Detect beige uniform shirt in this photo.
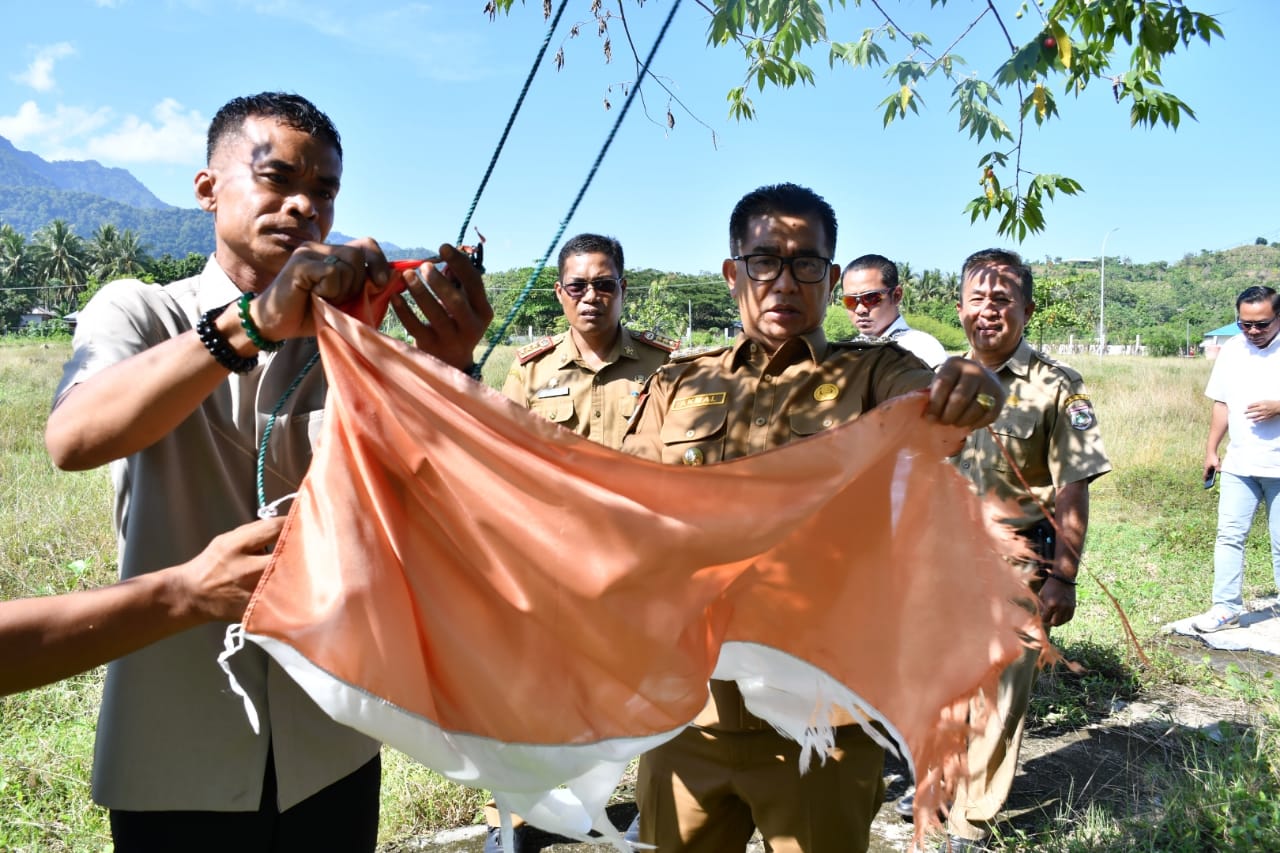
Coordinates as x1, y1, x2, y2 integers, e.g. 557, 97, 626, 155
54, 260, 378, 812
953, 339, 1111, 530
502, 326, 675, 448
622, 329, 936, 728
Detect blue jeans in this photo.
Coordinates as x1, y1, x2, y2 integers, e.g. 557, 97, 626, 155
1212, 472, 1280, 612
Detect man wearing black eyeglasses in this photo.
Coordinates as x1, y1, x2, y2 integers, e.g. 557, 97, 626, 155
1193, 285, 1280, 635
841, 254, 948, 369
501, 233, 676, 454
620, 183, 1006, 853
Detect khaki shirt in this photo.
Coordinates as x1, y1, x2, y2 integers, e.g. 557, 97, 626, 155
502, 326, 675, 448
54, 259, 378, 812
622, 329, 936, 729
953, 339, 1111, 530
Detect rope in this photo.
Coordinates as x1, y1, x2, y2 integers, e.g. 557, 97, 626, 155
256, 351, 321, 511
456, 0, 570, 247
474, 0, 685, 371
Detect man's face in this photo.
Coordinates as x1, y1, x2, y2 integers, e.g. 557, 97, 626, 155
841, 267, 902, 336
555, 251, 626, 341
1238, 300, 1280, 349
195, 115, 341, 288
957, 263, 1034, 366
724, 213, 837, 353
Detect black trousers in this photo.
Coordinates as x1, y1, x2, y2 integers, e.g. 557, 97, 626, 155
109, 750, 380, 853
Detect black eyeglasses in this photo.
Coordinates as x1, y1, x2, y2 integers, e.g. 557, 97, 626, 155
732, 254, 832, 284
841, 288, 892, 310
1238, 316, 1277, 332
560, 277, 621, 300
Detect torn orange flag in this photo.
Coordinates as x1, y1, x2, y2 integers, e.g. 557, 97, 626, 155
233, 293, 1041, 848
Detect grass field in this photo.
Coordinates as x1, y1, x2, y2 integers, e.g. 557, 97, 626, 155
2, 342, 1278, 851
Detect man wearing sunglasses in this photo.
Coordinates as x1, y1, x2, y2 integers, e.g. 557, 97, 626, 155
841, 254, 948, 369
502, 233, 677, 453
620, 183, 1006, 853
1193, 285, 1280, 634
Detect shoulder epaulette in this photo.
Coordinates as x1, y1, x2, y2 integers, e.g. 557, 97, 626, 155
1028, 346, 1084, 382
632, 329, 680, 353
831, 339, 889, 351
669, 344, 731, 362
516, 335, 557, 365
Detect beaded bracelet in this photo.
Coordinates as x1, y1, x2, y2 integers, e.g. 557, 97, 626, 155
237, 292, 284, 353
197, 304, 258, 374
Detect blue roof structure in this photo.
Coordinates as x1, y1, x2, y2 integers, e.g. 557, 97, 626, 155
1204, 323, 1241, 338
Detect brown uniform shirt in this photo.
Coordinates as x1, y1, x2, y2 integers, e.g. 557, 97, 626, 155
953, 339, 1111, 530
502, 326, 675, 448
622, 329, 936, 729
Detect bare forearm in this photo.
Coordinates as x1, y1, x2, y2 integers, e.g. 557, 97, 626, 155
1205, 401, 1229, 457
46, 310, 249, 470
0, 570, 198, 696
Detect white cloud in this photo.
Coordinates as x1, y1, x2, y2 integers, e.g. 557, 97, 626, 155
13, 43, 76, 92
85, 99, 206, 164
0, 100, 111, 152
0, 98, 204, 166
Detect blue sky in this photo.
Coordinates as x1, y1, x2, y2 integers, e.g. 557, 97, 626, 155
2, 1, 1276, 277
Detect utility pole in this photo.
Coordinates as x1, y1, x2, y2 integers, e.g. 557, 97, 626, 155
1099, 227, 1119, 355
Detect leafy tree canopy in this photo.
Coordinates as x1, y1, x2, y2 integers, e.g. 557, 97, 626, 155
488, 0, 1221, 240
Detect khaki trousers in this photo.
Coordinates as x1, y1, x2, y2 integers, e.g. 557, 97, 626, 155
636, 724, 886, 853
945, 642, 1040, 841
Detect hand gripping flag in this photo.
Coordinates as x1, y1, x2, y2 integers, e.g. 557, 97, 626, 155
229, 289, 1043, 850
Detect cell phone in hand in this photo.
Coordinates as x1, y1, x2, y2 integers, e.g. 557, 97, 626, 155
1204, 470, 1217, 489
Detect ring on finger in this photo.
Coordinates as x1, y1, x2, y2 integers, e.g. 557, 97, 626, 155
975, 392, 996, 411
323, 255, 342, 268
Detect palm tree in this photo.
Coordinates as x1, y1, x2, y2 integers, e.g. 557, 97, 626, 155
0, 224, 31, 286
31, 219, 88, 311
88, 224, 150, 281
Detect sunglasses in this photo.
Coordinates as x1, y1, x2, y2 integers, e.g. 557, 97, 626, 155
841, 288, 892, 310
1238, 317, 1277, 332
561, 278, 621, 300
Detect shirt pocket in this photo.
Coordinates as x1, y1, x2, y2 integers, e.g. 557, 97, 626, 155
990, 411, 1038, 474
531, 396, 576, 425
659, 402, 729, 464
788, 407, 845, 439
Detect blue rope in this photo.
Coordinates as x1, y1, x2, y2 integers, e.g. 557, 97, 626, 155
457, 0, 570, 247
474, 0, 685, 372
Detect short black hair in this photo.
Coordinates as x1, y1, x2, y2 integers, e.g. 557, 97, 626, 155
962, 248, 1034, 303
728, 183, 837, 258
1236, 285, 1280, 313
843, 254, 899, 289
206, 92, 342, 164
557, 233, 625, 279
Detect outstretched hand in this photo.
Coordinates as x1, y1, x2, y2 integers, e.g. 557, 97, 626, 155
390, 243, 494, 371
178, 516, 287, 624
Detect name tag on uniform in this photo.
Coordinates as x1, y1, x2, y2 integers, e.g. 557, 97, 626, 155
536, 386, 571, 398
671, 392, 726, 411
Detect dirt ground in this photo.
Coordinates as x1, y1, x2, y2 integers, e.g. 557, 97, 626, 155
386, 635, 1263, 853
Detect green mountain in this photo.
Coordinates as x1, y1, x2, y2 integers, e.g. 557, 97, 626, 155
0, 135, 172, 210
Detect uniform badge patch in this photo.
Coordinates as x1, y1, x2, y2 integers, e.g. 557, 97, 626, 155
1065, 394, 1096, 430
813, 383, 839, 402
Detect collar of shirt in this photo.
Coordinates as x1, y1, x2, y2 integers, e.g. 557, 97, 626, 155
965, 337, 1034, 379
196, 255, 246, 315
730, 327, 827, 372
562, 324, 627, 370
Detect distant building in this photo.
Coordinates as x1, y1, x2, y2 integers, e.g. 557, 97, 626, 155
17, 307, 59, 330
1201, 323, 1241, 360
